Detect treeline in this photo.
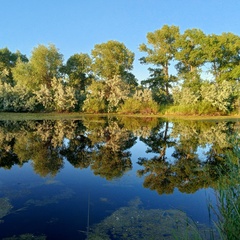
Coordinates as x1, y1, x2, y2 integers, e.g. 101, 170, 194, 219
0, 25, 240, 115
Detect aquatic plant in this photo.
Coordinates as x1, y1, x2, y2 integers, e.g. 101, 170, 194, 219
0, 198, 13, 222
213, 135, 240, 239
88, 198, 212, 240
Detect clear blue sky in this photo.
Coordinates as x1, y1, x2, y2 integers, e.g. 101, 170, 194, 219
1, 0, 240, 81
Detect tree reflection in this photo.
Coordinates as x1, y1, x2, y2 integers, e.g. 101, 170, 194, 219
0, 120, 78, 176
60, 134, 92, 169
0, 118, 238, 189
85, 118, 136, 180
137, 120, 239, 194
0, 128, 22, 169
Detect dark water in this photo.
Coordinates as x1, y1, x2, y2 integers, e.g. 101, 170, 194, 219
0, 117, 239, 239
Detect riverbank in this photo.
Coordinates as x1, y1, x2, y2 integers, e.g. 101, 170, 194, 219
0, 112, 239, 121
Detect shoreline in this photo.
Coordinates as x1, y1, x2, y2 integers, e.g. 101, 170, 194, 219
0, 112, 239, 121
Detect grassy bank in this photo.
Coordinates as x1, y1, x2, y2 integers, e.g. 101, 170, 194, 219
0, 112, 239, 121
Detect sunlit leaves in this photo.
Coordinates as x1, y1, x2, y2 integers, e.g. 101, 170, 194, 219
12, 44, 63, 90
91, 40, 134, 80
201, 80, 236, 113
63, 53, 92, 91
139, 25, 180, 100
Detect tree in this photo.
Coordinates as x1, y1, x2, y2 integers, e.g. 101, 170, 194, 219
175, 28, 206, 91
139, 25, 180, 97
204, 33, 240, 82
0, 82, 37, 112
0, 48, 28, 85
63, 53, 92, 91
12, 44, 63, 90
83, 75, 130, 113
34, 78, 77, 112
200, 80, 237, 113
91, 40, 134, 80
141, 67, 175, 104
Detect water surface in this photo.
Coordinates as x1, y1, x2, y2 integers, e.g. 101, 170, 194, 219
0, 117, 239, 239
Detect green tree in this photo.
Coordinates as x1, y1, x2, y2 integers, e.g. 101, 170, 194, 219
0, 48, 28, 85
83, 75, 130, 113
63, 53, 92, 91
139, 25, 180, 97
141, 67, 175, 104
34, 78, 77, 112
175, 28, 206, 91
12, 44, 63, 90
91, 40, 134, 81
200, 80, 237, 113
204, 33, 240, 82
0, 82, 37, 112
82, 80, 106, 113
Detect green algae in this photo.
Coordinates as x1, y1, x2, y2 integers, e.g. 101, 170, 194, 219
0, 198, 13, 222
2, 233, 46, 240
88, 198, 216, 240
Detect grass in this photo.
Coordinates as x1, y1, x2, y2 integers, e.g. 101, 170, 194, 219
212, 136, 240, 239
0, 111, 239, 121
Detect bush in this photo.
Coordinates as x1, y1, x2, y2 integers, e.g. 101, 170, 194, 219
82, 97, 106, 113
118, 98, 159, 114
166, 102, 220, 115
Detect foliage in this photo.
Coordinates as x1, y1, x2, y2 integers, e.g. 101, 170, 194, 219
213, 135, 240, 239
91, 40, 134, 80
12, 44, 63, 90
172, 86, 200, 105
170, 80, 238, 115
141, 67, 175, 104
119, 89, 159, 114
166, 103, 219, 116
105, 75, 130, 112
201, 80, 237, 113
0, 83, 37, 112
175, 28, 206, 87
204, 33, 240, 82
83, 75, 130, 113
63, 53, 92, 91
82, 80, 106, 113
139, 25, 180, 98
0, 48, 28, 86
0, 26, 239, 115
34, 78, 77, 112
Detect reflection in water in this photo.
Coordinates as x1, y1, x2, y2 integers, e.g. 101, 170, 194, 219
0, 117, 239, 239
0, 118, 238, 187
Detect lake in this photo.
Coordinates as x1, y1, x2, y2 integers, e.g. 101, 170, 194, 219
0, 116, 239, 239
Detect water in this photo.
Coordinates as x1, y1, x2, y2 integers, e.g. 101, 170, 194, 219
0, 117, 239, 239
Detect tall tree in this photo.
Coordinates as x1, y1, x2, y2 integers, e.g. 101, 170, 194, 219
12, 44, 63, 90
91, 40, 135, 81
0, 48, 28, 85
63, 53, 92, 91
204, 33, 240, 82
174, 28, 206, 91
139, 25, 180, 97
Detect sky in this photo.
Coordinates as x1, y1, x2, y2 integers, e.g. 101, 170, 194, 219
1, 0, 240, 81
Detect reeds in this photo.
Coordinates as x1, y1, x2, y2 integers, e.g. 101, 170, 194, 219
213, 135, 240, 239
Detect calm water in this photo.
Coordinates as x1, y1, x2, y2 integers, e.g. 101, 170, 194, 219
0, 117, 239, 239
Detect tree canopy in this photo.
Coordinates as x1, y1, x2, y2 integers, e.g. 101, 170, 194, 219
0, 25, 239, 115
91, 40, 135, 80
